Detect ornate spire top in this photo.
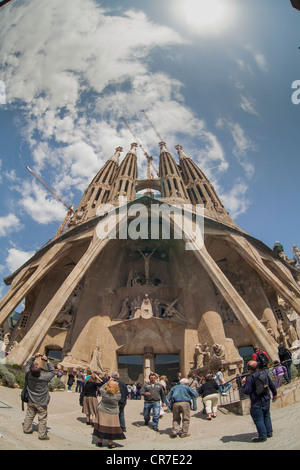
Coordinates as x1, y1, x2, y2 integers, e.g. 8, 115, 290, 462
175, 144, 189, 160
159, 141, 168, 153
130, 142, 138, 154
109, 147, 123, 164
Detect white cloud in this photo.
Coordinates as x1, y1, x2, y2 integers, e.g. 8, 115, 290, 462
5, 248, 35, 273
253, 53, 268, 73
216, 118, 255, 179
19, 181, 68, 224
245, 45, 268, 73
0, 80, 5, 104
0, 0, 192, 208
0, 214, 22, 237
1, 1, 184, 107
240, 94, 259, 116
220, 181, 251, 218
0, 0, 233, 221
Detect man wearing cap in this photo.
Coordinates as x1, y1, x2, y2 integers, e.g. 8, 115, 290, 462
167, 378, 198, 438
23, 353, 56, 440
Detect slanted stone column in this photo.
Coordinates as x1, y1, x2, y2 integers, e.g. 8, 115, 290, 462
0, 241, 68, 326
182, 230, 279, 361
226, 233, 300, 316
6, 212, 125, 365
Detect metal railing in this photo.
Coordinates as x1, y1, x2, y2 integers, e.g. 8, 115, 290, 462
217, 363, 293, 407
217, 375, 248, 407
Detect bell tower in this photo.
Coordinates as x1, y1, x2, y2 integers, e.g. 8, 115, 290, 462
158, 141, 189, 203
176, 144, 238, 228
68, 147, 122, 226
109, 143, 138, 204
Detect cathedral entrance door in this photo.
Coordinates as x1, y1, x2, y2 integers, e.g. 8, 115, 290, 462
118, 355, 143, 384
155, 354, 180, 382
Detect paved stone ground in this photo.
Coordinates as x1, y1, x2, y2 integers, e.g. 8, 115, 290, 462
0, 385, 299, 452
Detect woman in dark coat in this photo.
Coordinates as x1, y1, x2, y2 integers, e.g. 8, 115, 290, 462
82, 373, 103, 425
67, 370, 75, 391
198, 374, 219, 420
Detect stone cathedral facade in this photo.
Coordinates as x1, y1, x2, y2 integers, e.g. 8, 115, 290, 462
1, 141, 300, 383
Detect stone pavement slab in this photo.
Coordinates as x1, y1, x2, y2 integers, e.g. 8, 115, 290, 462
0, 386, 299, 452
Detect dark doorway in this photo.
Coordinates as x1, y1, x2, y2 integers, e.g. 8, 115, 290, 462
118, 355, 143, 384
155, 354, 179, 380
45, 348, 62, 363
238, 346, 254, 372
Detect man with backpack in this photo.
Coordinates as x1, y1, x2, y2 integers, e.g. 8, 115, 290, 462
241, 361, 277, 442
252, 347, 269, 370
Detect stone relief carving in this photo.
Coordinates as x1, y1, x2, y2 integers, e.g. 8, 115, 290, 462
271, 303, 300, 348
138, 249, 155, 285
59, 345, 109, 375
292, 244, 300, 267
190, 342, 228, 375
131, 296, 142, 318
191, 343, 211, 370
89, 346, 105, 374
217, 301, 239, 325
117, 294, 186, 323
127, 269, 143, 287
212, 343, 226, 360
160, 298, 186, 322
126, 249, 159, 287
51, 282, 83, 330
139, 294, 153, 319
119, 297, 131, 319
53, 311, 73, 329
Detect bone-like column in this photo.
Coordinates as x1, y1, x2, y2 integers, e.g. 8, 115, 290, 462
184, 233, 279, 361
6, 212, 123, 365
0, 242, 68, 326
225, 233, 300, 316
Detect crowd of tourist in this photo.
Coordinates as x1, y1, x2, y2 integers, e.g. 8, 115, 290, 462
21, 344, 294, 447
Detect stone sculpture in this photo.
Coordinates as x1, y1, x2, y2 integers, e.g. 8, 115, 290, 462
89, 346, 104, 374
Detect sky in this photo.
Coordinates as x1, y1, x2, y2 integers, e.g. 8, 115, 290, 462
0, 0, 299, 303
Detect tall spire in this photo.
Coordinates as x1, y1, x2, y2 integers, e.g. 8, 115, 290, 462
176, 145, 237, 227
68, 147, 122, 227
109, 143, 138, 203
158, 142, 189, 203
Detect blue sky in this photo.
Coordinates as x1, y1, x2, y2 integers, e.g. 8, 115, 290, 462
0, 0, 299, 303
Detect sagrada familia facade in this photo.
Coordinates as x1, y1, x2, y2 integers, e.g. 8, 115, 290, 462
1, 141, 300, 382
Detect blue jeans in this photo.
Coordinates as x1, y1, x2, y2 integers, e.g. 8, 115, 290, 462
143, 401, 161, 429
250, 400, 273, 439
76, 380, 84, 393
284, 360, 292, 382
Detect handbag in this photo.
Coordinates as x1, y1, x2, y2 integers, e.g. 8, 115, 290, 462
79, 390, 84, 406
21, 372, 29, 410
